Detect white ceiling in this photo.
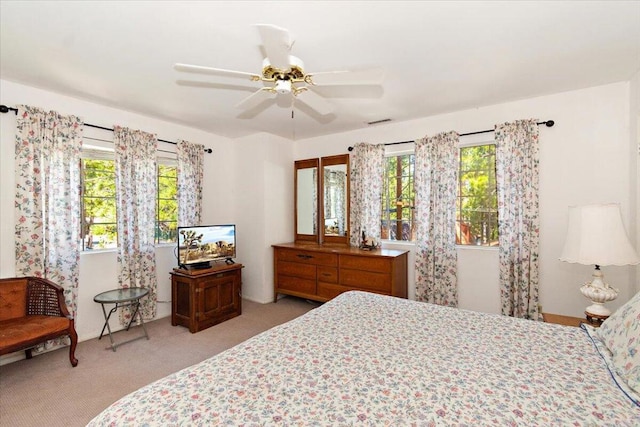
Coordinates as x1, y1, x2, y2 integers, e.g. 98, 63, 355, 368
1, 1, 639, 140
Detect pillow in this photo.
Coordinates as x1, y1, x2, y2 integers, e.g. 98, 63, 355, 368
596, 291, 640, 394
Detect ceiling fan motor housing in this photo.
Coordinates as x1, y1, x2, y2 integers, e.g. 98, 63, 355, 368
275, 79, 292, 94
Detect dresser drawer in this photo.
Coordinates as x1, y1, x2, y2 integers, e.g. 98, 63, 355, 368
317, 282, 353, 300
277, 261, 316, 280
317, 266, 338, 283
277, 275, 317, 294
340, 269, 391, 293
339, 255, 391, 273
276, 249, 338, 267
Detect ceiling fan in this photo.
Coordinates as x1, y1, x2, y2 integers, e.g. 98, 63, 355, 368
174, 24, 384, 117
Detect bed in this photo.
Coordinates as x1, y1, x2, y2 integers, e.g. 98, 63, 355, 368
88, 290, 639, 426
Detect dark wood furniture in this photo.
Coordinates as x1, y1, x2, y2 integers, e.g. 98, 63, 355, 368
0, 277, 78, 367
170, 263, 243, 333
273, 243, 408, 302
585, 312, 608, 326
542, 312, 601, 328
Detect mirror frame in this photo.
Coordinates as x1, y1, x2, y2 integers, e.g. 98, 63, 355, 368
294, 158, 320, 243
320, 154, 350, 246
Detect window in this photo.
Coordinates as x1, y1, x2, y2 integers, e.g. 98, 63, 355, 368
381, 143, 498, 246
381, 154, 416, 241
156, 163, 178, 244
456, 144, 498, 246
82, 157, 117, 250
81, 149, 178, 250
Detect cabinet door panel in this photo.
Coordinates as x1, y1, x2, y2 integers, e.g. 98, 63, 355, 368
199, 273, 239, 320
218, 277, 236, 311
174, 280, 191, 318
200, 279, 220, 320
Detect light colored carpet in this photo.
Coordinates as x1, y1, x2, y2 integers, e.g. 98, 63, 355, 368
0, 296, 318, 427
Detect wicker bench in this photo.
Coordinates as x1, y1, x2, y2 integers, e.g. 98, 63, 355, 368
0, 277, 78, 367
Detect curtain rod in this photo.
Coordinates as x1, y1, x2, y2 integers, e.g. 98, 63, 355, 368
0, 105, 213, 154
347, 120, 555, 151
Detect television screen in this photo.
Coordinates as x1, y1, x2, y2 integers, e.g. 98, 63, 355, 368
177, 224, 236, 269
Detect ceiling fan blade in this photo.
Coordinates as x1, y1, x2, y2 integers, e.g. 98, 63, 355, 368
174, 63, 260, 80
256, 24, 292, 70
296, 89, 334, 116
307, 68, 385, 86
236, 87, 275, 111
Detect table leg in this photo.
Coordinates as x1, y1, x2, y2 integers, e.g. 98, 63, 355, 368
126, 300, 149, 340
98, 303, 118, 352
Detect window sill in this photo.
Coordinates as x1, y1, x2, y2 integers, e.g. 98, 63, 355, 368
81, 243, 176, 255
381, 240, 498, 251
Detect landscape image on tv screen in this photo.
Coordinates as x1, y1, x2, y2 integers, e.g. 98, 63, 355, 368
178, 224, 235, 267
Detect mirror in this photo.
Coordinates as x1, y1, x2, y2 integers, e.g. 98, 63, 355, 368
321, 154, 350, 245
295, 158, 319, 242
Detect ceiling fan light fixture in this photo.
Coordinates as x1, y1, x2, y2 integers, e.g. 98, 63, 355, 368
275, 79, 292, 94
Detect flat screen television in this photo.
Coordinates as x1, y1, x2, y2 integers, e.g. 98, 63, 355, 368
177, 224, 236, 269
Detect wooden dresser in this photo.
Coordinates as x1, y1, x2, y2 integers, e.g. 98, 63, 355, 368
170, 264, 243, 333
272, 243, 408, 302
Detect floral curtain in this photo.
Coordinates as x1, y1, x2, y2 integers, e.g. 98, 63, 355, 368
177, 139, 204, 226
414, 131, 459, 306
495, 119, 540, 320
349, 143, 384, 247
14, 105, 83, 348
114, 126, 158, 323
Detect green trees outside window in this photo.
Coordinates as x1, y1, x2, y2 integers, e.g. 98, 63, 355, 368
81, 158, 178, 250
381, 144, 498, 246
457, 145, 498, 246
381, 154, 415, 241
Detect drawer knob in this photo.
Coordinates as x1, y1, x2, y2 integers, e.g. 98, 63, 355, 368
297, 254, 313, 260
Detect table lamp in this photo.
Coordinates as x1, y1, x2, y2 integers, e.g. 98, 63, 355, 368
559, 203, 640, 318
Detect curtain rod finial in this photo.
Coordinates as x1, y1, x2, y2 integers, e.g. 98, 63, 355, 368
545, 120, 554, 127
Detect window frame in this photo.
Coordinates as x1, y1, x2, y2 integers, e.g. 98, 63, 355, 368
80, 142, 179, 252
381, 149, 416, 242
456, 140, 499, 247
380, 138, 498, 249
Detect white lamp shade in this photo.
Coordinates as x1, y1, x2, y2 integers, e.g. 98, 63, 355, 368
559, 204, 640, 266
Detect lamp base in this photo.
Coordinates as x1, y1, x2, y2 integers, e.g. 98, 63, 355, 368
579, 266, 618, 318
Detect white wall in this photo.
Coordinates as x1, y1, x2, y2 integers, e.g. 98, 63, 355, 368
630, 70, 640, 293
233, 132, 294, 303
295, 81, 637, 317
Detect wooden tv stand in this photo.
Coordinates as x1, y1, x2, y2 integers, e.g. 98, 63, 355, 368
170, 263, 243, 333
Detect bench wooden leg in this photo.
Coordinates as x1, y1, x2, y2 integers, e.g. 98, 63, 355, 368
68, 325, 78, 367
25, 348, 32, 359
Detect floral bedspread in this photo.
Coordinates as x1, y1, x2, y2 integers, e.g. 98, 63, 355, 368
88, 291, 640, 426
